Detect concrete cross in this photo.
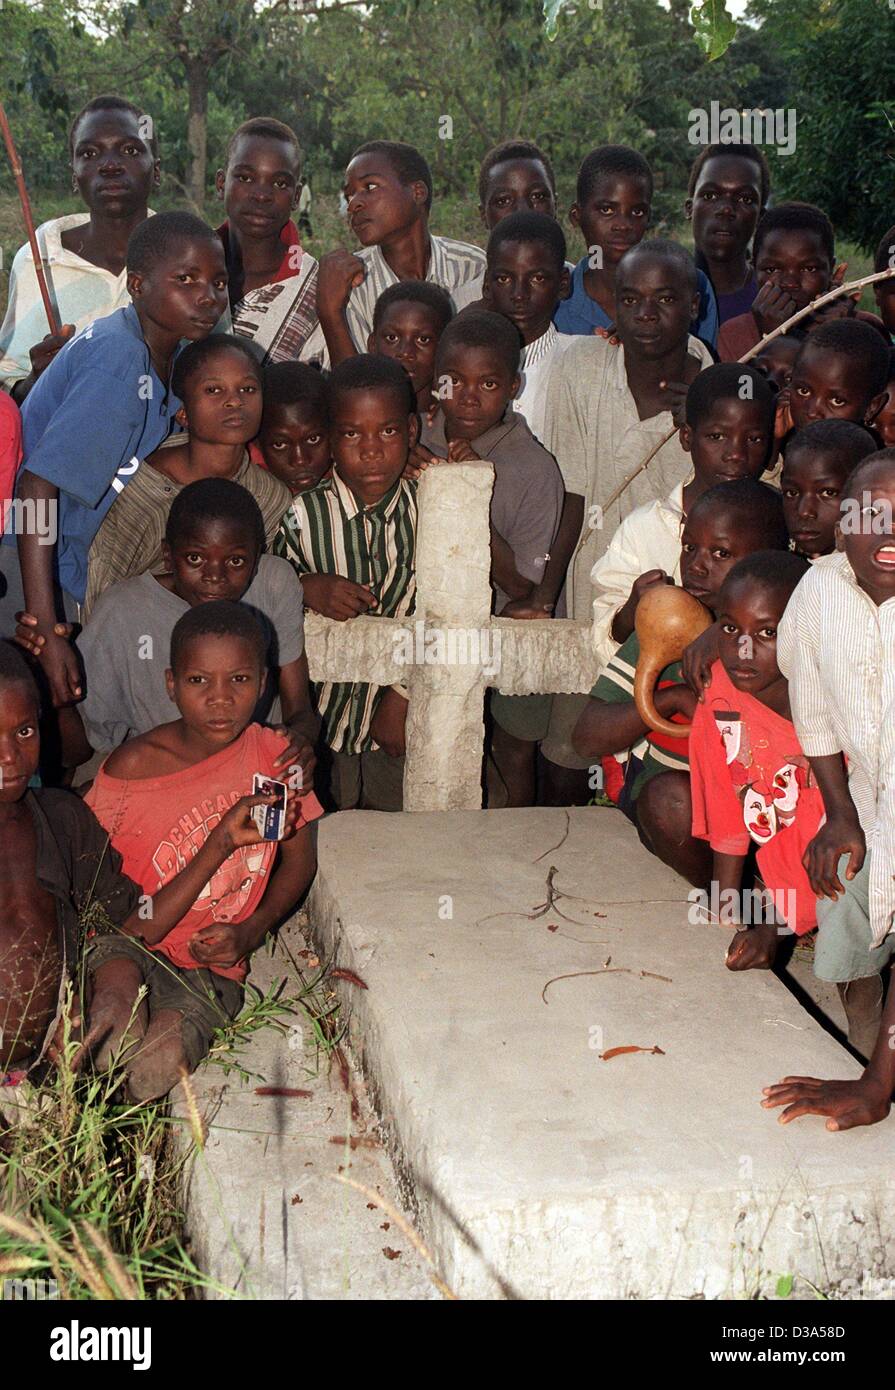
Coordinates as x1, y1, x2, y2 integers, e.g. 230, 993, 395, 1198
303, 461, 600, 811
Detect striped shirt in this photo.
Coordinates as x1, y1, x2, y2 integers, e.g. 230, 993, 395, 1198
345, 235, 486, 352
777, 550, 895, 947
591, 631, 690, 799
274, 471, 417, 753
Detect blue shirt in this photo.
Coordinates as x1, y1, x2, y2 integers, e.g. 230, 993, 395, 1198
554, 254, 719, 351
11, 305, 181, 602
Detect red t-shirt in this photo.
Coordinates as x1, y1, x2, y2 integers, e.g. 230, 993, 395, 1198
689, 662, 824, 935
0, 392, 23, 530
85, 724, 324, 980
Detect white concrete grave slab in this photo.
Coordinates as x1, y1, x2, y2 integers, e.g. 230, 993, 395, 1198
310, 806, 895, 1301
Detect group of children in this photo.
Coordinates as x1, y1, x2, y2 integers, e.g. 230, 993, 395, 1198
1, 94, 894, 1135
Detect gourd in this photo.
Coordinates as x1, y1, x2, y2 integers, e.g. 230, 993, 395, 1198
633, 585, 712, 738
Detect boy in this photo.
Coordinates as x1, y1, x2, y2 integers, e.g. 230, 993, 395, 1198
83, 601, 323, 1101
718, 203, 887, 362
573, 479, 788, 885
540, 239, 713, 803
478, 139, 558, 229
481, 211, 572, 444
367, 280, 454, 414
554, 145, 718, 349
215, 116, 324, 366
752, 335, 800, 394
0, 212, 230, 708
684, 143, 769, 325
872, 224, 895, 339
689, 550, 824, 969
253, 361, 333, 494
83, 335, 290, 618
275, 355, 418, 812
783, 319, 889, 434
316, 140, 485, 366
781, 420, 877, 559
591, 363, 775, 673
0, 95, 160, 400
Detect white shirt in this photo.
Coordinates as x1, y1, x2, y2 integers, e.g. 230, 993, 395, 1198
344, 234, 486, 352
512, 323, 574, 446
778, 550, 895, 946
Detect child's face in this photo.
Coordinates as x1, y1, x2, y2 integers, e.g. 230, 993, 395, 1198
754, 228, 832, 310
70, 108, 158, 217
680, 397, 771, 489
788, 344, 883, 430
680, 507, 764, 613
368, 301, 442, 400
163, 519, 259, 607
480, 158, 556, 228
685, 154, 763, 263
572, 173, 651, 267
0, 684, 40, 805
258, 400, 331, 494
874, 382, 895, 448
717, 581, 787, 700
166, 633, 264, 748
483, 239, 569, 345
331, 386, 418, 504
615, 253, 698, 361
177, 348, 262, 446
437, 344, 519, 441
344, 152, 426, 246
836, 470, 895, 606
873, 279, 895, 336
781, 446, 848, 558
129, 237, 229, 343
753, 337, 800, 393
216, 133, 300, 241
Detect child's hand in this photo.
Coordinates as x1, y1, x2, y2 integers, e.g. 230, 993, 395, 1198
215, 790, 300, 854
270, 727, 316, 798
316, 249, 366, 317
803, 815, 865, 900
500, 598, 554, 620
403, 441, 440, 480
13, 609, 73, 658
593, 323, 620, 345
751, 276, 799, 337
659, 380, 689, 427
654, 683, 697, 723
726, 921, 779, 971
369, 687, 408, 758
681, 621, 720, 700
773, 387, 793, 442
28, 324, 76, 378
447, 438, 479, 463
188, 921, 255, 969
761, 1074, 891, 1131
301, 573, 377, 620
40, 628, 83, 705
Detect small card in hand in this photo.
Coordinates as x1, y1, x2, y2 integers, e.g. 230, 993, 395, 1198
252, 774, 288, 841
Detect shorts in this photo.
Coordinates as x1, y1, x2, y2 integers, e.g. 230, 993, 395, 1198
86, 935, 244, 1072
329, 747, 405, 812
814, 854, 895, 984
490, 691, 552, 743
540, 692, 593, 771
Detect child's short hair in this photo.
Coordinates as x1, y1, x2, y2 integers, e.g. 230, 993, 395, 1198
371, 280, 454, 335
165, 478, 266, 555
798, 319, 890, 398
621, 237, 698, 295
720, 549, 809, 606
69, 94, 159, 158
686, 142, 770, 206
170, 599, 265, 674
435, 309, 522, 379
328, 352, 416, 416
843, 447, 895, 501
351, 140, 432, 212
576, 145, 653, 206
477, 139, 556, 205
486, 210, 567, 273
690, 477, 788, 550
874, 225, 895, 274
127, 211, 220, 275
685, 362, 774, 430
0, 639, 39, 707
783, 418, 879, 472
171, 334, 262, 402
225, 116, 302, 171
263, 361, 329, 423
752, 201, 834, 266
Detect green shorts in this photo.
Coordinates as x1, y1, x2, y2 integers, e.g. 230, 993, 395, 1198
329, 747, 405, 811
814, 855, 895, 983
490, 691, 552, 743
540, 692, 593, 771
87, 935, 244, 1071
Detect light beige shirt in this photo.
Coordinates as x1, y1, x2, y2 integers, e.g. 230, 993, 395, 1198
778, 550, 895, 946
511, 323, 575, 446
542, 332, 713, 623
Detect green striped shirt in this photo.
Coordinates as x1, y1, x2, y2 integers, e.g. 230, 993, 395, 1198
274, 471, 417, 754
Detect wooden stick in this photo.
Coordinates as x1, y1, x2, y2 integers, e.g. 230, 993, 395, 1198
0, 102, 60, 336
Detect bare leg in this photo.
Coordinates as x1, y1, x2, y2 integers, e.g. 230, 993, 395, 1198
538, 755, 594, 807
125, 1009, 192, 1103
488, 725, 536, 807
837, 975, 885, 1062
636, 771, 713, 890
88, 958, 149, 1070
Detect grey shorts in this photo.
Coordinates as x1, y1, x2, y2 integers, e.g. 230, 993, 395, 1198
540, 692, 593, 771
86, 934, 244, 1071
814, 854, 895, 984
490, 690, 552, 743
329, 747, 405, 811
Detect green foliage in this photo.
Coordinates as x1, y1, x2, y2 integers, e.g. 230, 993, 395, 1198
690, 0, 737, 60
775, 1272, 794, 1297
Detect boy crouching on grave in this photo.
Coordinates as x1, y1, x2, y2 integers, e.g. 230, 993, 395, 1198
275, 355, 418, 811
83, 602, 323, 1102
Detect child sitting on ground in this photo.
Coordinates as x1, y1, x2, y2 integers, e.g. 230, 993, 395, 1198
781, 420, 878, 559
366, 279, 454, 414
689, 551, 824, 968
274, 355, 419, 812
591, 363, 775, 674
684, 142, 769, 325
83, 601, 323, 1102
83, 335, 291, 618
573, 478, 789, 886
252, 361, 333, 495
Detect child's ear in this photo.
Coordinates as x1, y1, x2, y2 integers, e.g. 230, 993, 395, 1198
411, 180, 429, 211
165, 668, 176, 702
683, 197, 694, 221
690, 290, 701, 323
679, 423, 692, 454
569, 203, 581, 230
127, 269, 144, 300
366, 329, 376, 352
214, 168, 226, 201
558, 265, 571, 300
407, 412, 420, 449
161, 540, 173, 572
175, 405, 188, 429
152, 159, 161, 190
866, 391, 887, 425
508, 373, 521, 401
257, 667, 267, 698
482, 276, 493, 304
834, 520, 846, 553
